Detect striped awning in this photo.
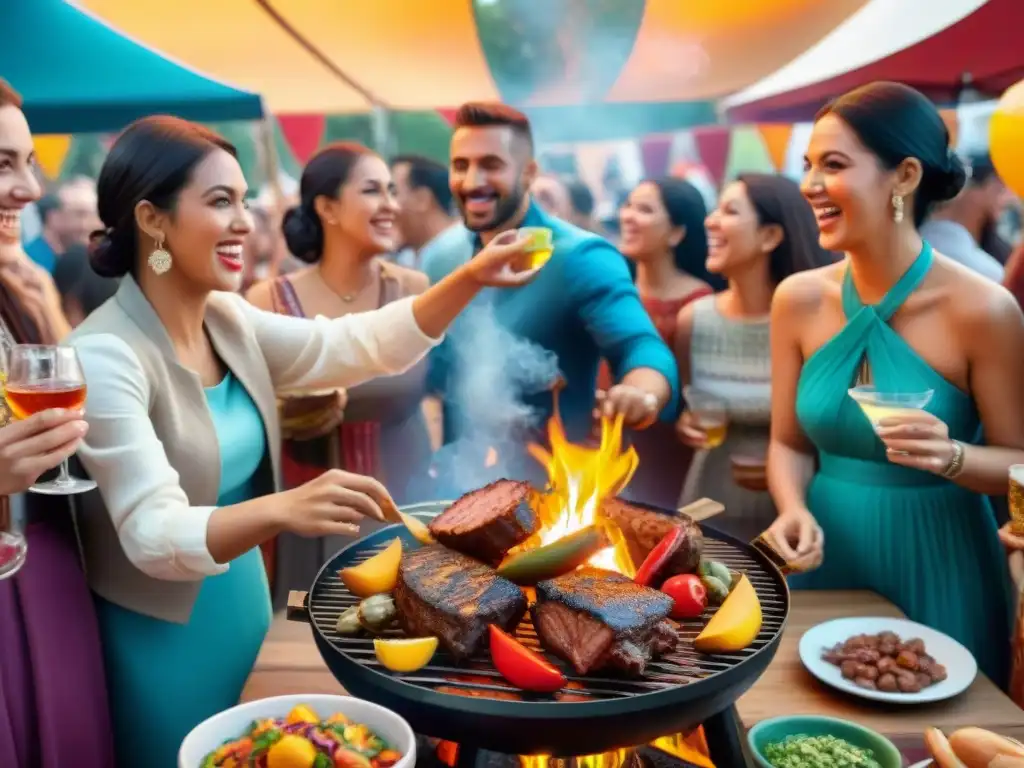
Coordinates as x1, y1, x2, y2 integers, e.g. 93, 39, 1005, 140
725, 0, 1019, 122
74, 0, 869, 114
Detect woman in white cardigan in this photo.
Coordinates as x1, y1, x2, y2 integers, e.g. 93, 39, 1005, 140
69, 115, 537, 767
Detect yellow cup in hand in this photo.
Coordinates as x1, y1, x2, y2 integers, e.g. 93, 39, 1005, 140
517, 227, 554, 271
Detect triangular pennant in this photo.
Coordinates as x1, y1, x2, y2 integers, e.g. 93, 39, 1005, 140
725, 126, 774, 180
33, 135, 72, 180
277, 114, 326, 165
692, 127, 731, 188
756, 124, 793, 172
640, 135, 673, 178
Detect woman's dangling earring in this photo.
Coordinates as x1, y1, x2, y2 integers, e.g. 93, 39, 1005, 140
148, 236, 172, 275
891, 193, 905, 224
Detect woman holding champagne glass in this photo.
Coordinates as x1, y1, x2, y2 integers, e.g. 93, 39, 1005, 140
766, 82, 1023, 686
0, 79, 115, 768
69, 115, 539, 766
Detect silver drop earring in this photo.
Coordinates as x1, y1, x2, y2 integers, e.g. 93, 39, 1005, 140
891, 193, 904, 224
148, 236, 172, 275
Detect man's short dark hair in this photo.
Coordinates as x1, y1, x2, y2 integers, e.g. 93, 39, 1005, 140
0, 79, 22, 109
453, 102, 534, 155
392, 154, 453, 212
36, 194, 62, 226
566, 179, 595, 217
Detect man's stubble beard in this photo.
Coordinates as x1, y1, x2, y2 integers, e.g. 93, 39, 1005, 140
461, 182, 527, 234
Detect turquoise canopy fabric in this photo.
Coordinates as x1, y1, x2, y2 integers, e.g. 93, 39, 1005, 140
3, 0, 262, 134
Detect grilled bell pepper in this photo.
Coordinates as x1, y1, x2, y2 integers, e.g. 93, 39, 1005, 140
489, 625, 566, 693
496, 526, 608, 584
634, 527, 686, 587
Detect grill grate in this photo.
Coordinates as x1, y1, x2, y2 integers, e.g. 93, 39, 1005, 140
307, 520, 787, 702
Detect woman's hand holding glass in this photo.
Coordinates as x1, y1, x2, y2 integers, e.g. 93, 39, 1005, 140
676, 410, 711, 448
463, 230, 543, 287
765, 507, 824, 571
279, 468, 391, 538
0, 408, 88, 495
875, 410, 957, 474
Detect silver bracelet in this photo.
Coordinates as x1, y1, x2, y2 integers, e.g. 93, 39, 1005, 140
940, 440, 965, 479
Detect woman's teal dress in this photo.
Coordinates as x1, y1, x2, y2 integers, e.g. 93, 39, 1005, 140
94, 373, 273, 767
792, 243, 1013, 687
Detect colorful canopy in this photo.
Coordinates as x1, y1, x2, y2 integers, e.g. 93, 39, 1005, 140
5, 0, 262, 134
725, 0, 1021, 122
76, 0, 868, 114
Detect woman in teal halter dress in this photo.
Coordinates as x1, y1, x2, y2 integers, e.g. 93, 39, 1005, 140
787, 242, 1013, 684
766, 83, 1024, 689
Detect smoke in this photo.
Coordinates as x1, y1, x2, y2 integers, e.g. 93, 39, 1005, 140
427, 301, 561, 497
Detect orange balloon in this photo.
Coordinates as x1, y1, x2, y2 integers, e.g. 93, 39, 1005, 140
990, 79, 1024, 198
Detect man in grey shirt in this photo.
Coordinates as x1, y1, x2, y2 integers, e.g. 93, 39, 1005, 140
920, 153, 1009, 282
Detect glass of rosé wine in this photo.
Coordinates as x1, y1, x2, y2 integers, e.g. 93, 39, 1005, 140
5, 345, 96, 495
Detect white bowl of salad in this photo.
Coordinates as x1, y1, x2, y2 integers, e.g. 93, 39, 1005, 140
178, 694, 416, 768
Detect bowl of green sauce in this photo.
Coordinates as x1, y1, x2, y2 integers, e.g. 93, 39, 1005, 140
747, 715, 903, 768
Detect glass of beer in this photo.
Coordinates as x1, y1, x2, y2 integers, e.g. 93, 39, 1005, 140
517, 227, 554, 270
5, 345, 96, 495
1010, 466, 1024, 536
683, 386, 728, 449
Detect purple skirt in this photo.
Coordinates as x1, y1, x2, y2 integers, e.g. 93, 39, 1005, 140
0, 510, 114, 767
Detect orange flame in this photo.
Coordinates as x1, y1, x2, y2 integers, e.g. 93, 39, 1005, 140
525, 406, 639, 576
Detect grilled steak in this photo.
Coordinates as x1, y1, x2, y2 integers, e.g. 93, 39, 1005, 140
428, 479, 538, 565
600, 498, 703, 577
531, 568, 680, 675
394, 545, 527, 660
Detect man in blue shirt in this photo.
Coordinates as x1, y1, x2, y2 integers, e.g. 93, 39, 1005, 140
422, 102, 678, 484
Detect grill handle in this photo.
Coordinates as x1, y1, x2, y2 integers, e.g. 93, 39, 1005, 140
287, 590, 311, 623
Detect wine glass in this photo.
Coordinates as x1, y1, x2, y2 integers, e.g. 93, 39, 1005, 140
5, 345, 96, 495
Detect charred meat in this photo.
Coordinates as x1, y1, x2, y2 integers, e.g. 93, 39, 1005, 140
600, 498, 703, 577
394, 545, 527, 660
531, 568, 680, 675
428, 479, 538, 565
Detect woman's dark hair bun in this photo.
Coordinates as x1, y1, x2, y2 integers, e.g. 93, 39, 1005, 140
281, 205, 324, 264
87, 225, 136, 278
934, 149, 968, 202
818, 82, 964, 227
284, 142, 376, 263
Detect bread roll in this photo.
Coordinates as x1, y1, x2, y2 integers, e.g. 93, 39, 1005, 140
925, 727, 967, 768
948, 728, 1024, 768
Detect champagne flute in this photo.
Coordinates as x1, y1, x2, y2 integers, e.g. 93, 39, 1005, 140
5, 345, 96, 495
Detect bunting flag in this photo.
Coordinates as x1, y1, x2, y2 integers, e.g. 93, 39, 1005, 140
724, 126, 775, 181
33, 135, 73, 180
639, 135, 673, 178
692, 127, 732, 188
939, 108, 959, 149
277, 115, 326, 165
756, 124, 794, 172
436, 108, 458, 127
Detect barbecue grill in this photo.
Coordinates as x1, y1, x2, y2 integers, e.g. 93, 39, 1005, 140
288, 499, 790, 765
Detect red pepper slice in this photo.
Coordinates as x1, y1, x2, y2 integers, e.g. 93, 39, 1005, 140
489, 625, 566, 693
634, 526, 685, 587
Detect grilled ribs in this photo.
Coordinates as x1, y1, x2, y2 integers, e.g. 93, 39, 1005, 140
600, 498, 703, 578
394, 545, 527, 660
531, 568, 680, 676
428, 479, 538, 565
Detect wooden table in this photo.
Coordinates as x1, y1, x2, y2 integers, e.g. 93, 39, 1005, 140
736, 590, 1024, 741
243, 590, 1024, 750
